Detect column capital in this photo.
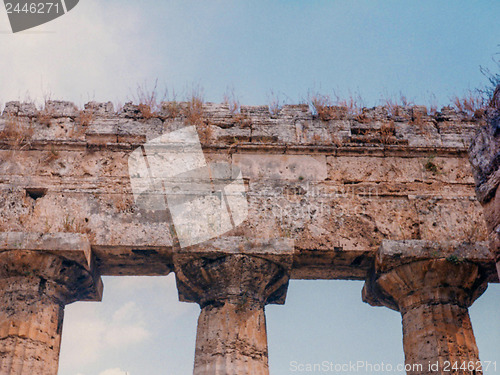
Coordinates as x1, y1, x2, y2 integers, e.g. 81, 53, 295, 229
173, 237, 294, 306
363, 240, 493, 311
0, 232, 103, 302
364, 259, 486, 313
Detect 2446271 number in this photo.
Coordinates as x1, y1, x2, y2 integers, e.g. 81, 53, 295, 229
5, 2, 61, 14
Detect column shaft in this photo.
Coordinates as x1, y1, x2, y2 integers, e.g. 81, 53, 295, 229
194, 302, 269, 375
401, 302, 479, 374
0, 278, 64, 375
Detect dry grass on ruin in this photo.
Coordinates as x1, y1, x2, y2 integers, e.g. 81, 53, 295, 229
223, 90, 240, 115
383, 95, 411, 117
76, 109, 94, 127
380, 121, 396, 144
134, 79, 166, 119
310, 92, 363, 121
162, 101, 182, 119
184, 90, 212, 143
223, 90, 252, 127
0, 115, 34, 148
452, 90, 487, 119
268, 91, 283, 117
37, 107, 54, 126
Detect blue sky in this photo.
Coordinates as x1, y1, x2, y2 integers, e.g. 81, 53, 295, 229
1, 1, 499, 107
1, 1, 499, 374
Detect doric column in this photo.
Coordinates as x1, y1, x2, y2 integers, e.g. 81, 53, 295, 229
363, 240, 492, 375
0, 232, 102, 375
174, 237, 294, 375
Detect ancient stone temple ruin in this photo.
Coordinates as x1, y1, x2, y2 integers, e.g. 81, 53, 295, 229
0, 100, 498, 374
469, 106, 500, 280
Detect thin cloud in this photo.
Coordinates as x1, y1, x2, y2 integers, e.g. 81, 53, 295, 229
0, 0, 153, 105
60, 301, 151, 367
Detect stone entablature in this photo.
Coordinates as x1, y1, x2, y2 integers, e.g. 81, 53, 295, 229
0, 101, 494, 279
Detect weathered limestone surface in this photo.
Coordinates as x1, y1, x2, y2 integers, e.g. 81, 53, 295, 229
0, 100, 495, 282
469, 108, 500, 275
363, 240, 491, 374
0, 100, 498, 375
193, 301, 269, 375
174, 237, 293, 375
0, 233, 102, 375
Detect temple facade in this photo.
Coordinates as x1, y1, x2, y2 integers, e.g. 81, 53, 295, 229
0, 100, 497, 374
